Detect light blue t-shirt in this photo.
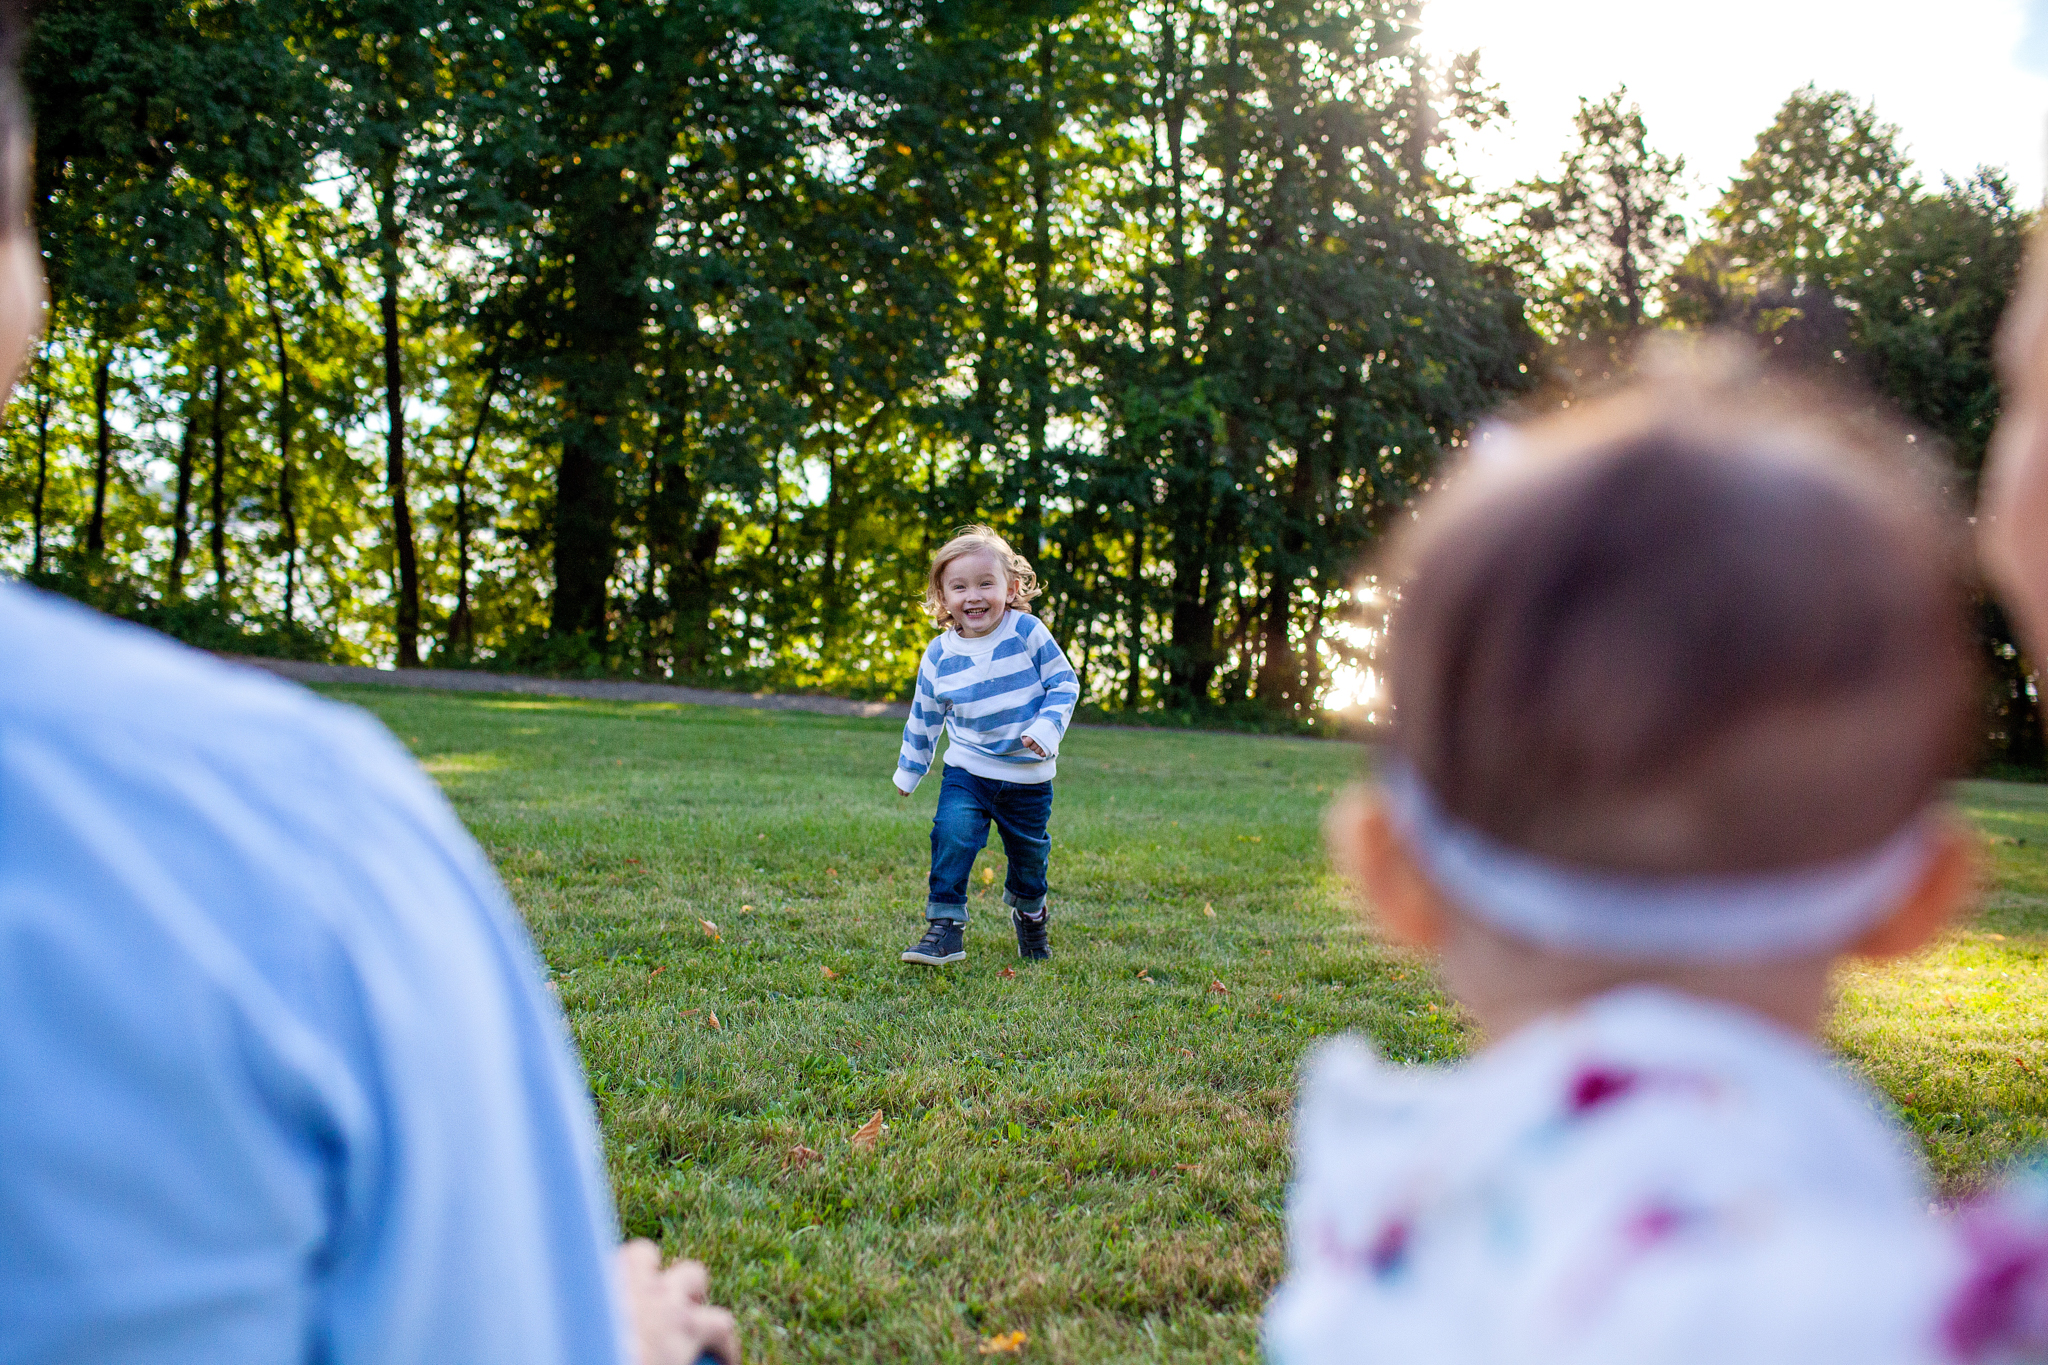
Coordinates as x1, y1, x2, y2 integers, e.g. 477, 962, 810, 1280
0, 582, 628, 1364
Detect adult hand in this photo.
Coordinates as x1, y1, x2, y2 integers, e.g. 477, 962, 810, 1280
617, 1239, 740, 1365
1982, 229, 2048, 664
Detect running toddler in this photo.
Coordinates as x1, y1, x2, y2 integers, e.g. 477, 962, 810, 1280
893, 527, 1079, 966
1266, 354, 2048, 1364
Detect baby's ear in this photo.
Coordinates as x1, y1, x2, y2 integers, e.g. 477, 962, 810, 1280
1327, 785, 1453, 951
1848, 818, 1978, 960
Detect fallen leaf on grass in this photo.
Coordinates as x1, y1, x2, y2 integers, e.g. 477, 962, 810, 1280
706, 1011, 721, 1030
827, 867, 839, 878
850, 1110, 885, 1149
821, 966, 840, 980
1178, 1047, 1194, 1058
649, 965, 666, 977
700, 920, 722, 941
740, 904, 754, 914
1175, 1162, 1202, 1173
1137, 969, 1152, 981
980, 867, 996, 886
1208, 980, 1228, 994
999, 967, 1017, 979
978, 1331, 1028, 1355
2019, 1057, 2036, 1075
785, 1144, 823, 1170
1204, 902, 1216, 918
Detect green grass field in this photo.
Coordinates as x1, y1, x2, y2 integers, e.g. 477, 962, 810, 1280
327, 685, 2048, 1364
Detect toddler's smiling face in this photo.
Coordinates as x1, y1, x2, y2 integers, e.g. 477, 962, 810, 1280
941, 550, 1010, 637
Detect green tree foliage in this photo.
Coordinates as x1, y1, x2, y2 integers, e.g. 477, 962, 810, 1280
1710, 84, 1914, 294
1492, 85, 1686, 388
7, 0, 1534, 716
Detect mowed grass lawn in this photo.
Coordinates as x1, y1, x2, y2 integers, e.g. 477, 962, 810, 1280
326, 685, 2048, 1364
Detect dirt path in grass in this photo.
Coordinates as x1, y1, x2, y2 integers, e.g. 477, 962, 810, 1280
226, 656, 911, 720
230, 656, 1355, 747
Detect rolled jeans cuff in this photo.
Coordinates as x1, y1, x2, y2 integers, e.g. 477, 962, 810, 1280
926, 900, 968, 924
1002, 888, 1046, 918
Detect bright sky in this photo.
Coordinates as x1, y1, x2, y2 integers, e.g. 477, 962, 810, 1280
1416, 0, 2048, 213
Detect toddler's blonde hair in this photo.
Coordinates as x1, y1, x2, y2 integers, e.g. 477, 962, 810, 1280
923, 525, 1042, 629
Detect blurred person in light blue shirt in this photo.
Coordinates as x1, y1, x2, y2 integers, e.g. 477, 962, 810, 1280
0, 5, 736, 1360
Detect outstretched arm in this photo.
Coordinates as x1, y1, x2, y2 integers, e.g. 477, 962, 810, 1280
1018, 622, 1080, 759
1983, 231, 2048, 664
894, 648, 943, 794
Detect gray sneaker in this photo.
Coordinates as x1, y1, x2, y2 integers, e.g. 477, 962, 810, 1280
901, 920, 966, 965
1011, 906, 1050, 961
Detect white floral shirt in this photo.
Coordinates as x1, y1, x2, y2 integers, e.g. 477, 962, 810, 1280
1265, 988, 2048, 1364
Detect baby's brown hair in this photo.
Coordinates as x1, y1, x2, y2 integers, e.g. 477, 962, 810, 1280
922, 525, 1043, 630
1385, 348, 1979, 877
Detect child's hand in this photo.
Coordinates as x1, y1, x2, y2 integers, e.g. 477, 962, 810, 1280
1020, 736, 1047, 758
617, 1239, 740, 1365
1986, 231, 2048, 661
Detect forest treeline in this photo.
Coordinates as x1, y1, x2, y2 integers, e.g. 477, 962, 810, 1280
2, 2, 2037, 761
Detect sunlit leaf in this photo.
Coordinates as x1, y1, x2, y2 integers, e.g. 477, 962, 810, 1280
978, 1330, 1028, 1354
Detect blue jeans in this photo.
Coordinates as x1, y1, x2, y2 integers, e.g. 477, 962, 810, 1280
925, 765, 1053, 924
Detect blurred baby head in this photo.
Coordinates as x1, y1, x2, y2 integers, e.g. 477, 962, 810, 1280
1338, 346, 1982, 1032
1387, 350, 1976, 880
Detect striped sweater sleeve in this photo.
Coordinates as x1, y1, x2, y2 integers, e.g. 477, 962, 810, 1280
1018, 618, 1081, 758
894, 644, 945, 794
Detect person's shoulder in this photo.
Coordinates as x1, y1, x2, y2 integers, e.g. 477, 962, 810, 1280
0, 581, 399, 773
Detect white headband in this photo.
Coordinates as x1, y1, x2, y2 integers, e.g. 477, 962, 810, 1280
1379, 760, 1935, 962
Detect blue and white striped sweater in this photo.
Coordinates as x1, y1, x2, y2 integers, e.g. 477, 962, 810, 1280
893, 611, 1079, 794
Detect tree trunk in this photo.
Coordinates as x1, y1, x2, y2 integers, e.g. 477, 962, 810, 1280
1157, 16, 1215, 707
1255, 445, 1318, 709
86, 347, 112, 558
209, 361, 230, 600
450, 365, 501, 657
550, 415, 615, 640
253, 226, 297, 623
640, 444, 663, 676
168, 402, 196, 597
28, 365, 51, 575
546, 183, 654, 647
1125, 522, 1144, 710
651, 439, 720, 677
1022, 24, 1055, 559
377, 154, 421, 666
